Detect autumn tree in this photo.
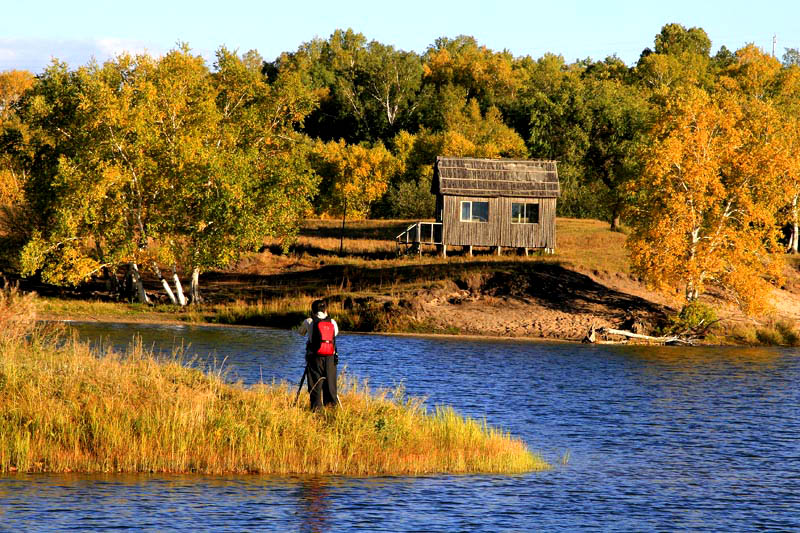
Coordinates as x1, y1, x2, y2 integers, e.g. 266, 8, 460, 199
311, 139, 397, 218
0, 70, 34, 244
774, 61, 800, 252
18, 46, 319, 304
377, 96, 528, 219
626, 84, 785, 314
635, 23, 714, 97
421, 35, 521, 115
15, 61, 121, 289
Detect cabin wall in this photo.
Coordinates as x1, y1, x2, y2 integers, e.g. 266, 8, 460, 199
497, 196, 557, 248
442, 195, 557, 248
442, 195, 498, 246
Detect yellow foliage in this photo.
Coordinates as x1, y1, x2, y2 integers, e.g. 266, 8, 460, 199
312, 139, 398, 218
437, 99, 527, 159
0, 70, 34, 125
627, 82, 786, 315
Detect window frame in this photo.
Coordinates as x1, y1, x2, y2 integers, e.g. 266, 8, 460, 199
460, 200, 490, 223
510, 202, 540, 224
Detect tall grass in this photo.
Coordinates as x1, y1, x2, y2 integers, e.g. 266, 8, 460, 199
0, 289, 548, 475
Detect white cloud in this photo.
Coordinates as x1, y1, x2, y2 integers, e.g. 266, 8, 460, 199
94, 38, 156, 59
0, 37, 166, 73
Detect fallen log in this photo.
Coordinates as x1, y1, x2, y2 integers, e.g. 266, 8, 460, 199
596, 327, 694, 346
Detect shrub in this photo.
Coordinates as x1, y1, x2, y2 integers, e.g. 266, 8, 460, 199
664, 301, 718, 337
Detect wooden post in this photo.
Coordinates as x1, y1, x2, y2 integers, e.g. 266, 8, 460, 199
524, 248, 529, 257
496, 246, 502, 256
339, 198, 347, 256
441, 244, 447, 258
468, 245, 473, 257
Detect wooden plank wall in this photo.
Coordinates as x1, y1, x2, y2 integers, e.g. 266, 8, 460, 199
442, 195, 497, 246
441, 195, 556, 248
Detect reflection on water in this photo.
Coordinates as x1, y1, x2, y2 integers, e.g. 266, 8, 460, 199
1, 321, 799, 531
299, 479, 330, 533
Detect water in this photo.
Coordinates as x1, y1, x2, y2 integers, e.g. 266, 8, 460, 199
2, 322, 799, 531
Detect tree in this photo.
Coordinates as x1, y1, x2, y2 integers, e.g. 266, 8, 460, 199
582, 79, 651, 230
421, 35, 521, 111
18, 46, 320, 304
310, 138, 397, 252
508, 54, 596, 217
635, 24, 714, 97
773, 60, 800, 251
0, 70, 34, 241
0, 70, 34, 125
274, 29, 423, 144
782, 48, 800, 68
626, 85, 785, 314
16, 61, 127, 290
653, 23, 712, 57
311, 139, 397, 219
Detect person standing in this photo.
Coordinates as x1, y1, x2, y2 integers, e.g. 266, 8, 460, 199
297, 299, 339, 409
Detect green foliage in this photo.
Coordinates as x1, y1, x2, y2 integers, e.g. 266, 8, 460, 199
653, 23, 712, 57
276, 29, 423, 144
731, 320, 800, 346
783, 48, 800, 68
383, 178, 436, 219
7, 22, 800, 318
664, 301, 718, 336
12, 45, 320, 289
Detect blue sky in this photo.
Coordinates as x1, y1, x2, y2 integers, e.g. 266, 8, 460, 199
2, 0, 799, 73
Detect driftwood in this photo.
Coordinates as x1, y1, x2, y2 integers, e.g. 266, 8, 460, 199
586, 326, 694, 346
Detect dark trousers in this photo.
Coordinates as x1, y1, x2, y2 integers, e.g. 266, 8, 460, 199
306, 354, 337, 409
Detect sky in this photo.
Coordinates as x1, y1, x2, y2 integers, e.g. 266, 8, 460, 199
2, 0, 799, 73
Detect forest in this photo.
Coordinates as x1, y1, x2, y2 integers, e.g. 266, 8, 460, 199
1, 23, 800, 314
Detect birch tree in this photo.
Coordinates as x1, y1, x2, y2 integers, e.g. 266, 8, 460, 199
18, 46, 319, 305
626, 84, 784, 314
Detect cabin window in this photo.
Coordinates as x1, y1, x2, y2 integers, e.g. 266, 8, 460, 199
511, 202, 539, 224
460, 201, 489, 222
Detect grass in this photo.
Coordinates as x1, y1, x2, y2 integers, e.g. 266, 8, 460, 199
33, 217, 633, 330
725, 319, 800, 347
0, 289, 548, 475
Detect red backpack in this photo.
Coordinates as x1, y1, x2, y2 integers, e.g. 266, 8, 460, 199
310, 316, 336, 356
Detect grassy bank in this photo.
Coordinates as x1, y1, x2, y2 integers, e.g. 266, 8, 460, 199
33, 217, 633, 329
0, 290, 548, 475
27, 217, 800, 344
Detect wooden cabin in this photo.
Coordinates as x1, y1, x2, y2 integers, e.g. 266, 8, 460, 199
397, 156, 560, 256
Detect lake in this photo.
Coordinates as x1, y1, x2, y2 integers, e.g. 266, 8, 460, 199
1, 322, 798, 531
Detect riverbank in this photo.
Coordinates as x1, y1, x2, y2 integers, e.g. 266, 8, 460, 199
0, 290, 547, 475
20, 218, 800, 345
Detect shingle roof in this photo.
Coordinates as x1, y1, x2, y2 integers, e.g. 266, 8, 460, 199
432, 156, 560, 198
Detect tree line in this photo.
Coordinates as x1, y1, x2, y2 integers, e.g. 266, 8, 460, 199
1, 24, 799, 312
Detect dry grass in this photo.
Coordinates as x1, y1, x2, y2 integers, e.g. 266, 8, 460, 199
264, 217, 630, 272
554, 218, 631, 274
1, 289, 548, 475
31, 217, 638, 333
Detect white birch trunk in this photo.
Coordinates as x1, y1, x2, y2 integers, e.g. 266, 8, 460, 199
791, 195, 799, 254
172, 265, 187, 306
190, 266, 202, 304
129, 262, 150, 304
152, 262, 177, 305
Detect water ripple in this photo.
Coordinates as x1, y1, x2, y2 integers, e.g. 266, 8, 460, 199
1, 323, 798, 531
